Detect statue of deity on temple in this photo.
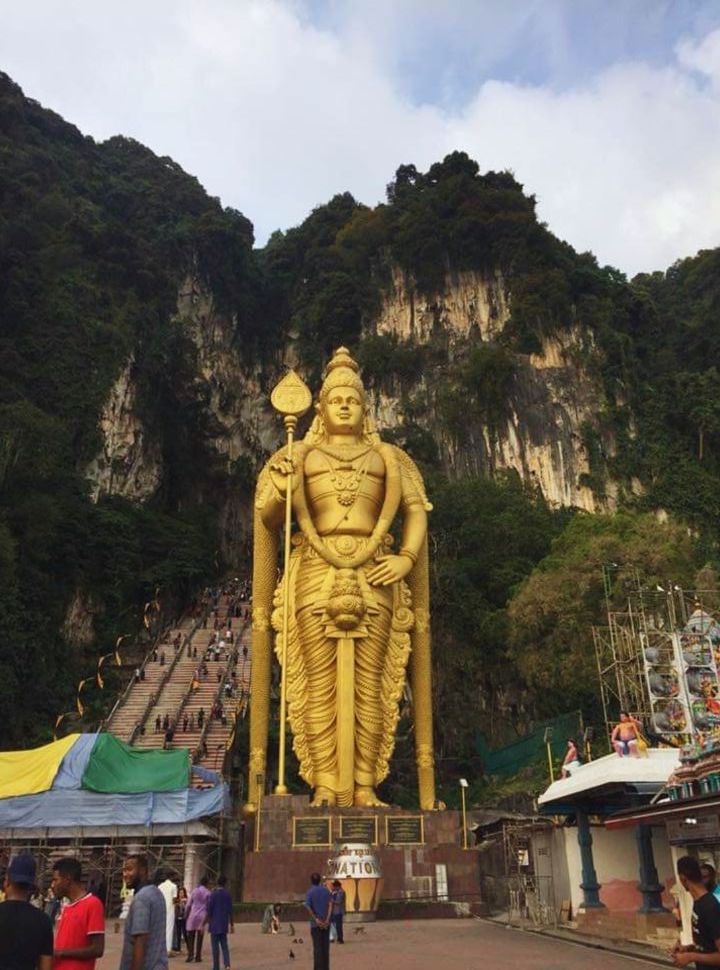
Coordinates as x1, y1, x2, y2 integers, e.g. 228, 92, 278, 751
245, 347, 436, 811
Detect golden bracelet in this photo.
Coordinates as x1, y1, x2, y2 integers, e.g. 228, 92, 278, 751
399, 548, 418, 564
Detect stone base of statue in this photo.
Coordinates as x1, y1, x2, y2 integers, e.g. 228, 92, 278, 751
241, 795, 480, 912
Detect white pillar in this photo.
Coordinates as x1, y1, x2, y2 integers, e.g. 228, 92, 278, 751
184, 843, 202, 889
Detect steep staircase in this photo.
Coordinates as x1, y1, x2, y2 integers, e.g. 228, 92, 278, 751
106, 583, 251, 780
105, 616, 198, 742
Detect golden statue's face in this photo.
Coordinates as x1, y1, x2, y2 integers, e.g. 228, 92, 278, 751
321, 385, 364, 435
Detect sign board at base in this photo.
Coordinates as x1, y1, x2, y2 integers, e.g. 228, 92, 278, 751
385, 815, 424, 845
339, 816, 378, 844
293, 816, 332, 846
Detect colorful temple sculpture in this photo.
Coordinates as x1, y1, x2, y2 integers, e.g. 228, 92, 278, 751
642, 605, 720, 745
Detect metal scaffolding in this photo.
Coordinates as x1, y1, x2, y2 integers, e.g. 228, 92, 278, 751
593, 571, 720, 747
0, 818, 232, 917
502, 819, 556, 927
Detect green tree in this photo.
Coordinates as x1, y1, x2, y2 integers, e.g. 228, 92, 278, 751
507, 512, 699, 718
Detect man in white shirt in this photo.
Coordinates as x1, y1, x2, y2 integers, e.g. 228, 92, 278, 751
157, 873, 178, 954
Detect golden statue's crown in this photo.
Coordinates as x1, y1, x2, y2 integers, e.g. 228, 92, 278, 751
319, 347, 365, 401
324, 346, 358, 374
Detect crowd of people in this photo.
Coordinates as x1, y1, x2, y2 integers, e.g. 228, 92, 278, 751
194, 580, 252, 629
141, 579, 252, 754
0, 851, 236, 970
9, 850, 717, 970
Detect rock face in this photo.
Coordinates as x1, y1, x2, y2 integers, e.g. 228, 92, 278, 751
175, 276, 279, 464
85, 356, 162, 503
174, 275, 284, 557
371, 270, 614, 513
84, 268, 615, 527
376, 267, 510, 342
62, 589, 100, 648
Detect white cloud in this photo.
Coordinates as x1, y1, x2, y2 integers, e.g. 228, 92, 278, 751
0, 2, 719, 275
449, 47, 720, 272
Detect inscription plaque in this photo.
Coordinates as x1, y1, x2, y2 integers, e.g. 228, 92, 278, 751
293, 816, 332, 847
339, 816, 378, 844
385, 815, 424, 845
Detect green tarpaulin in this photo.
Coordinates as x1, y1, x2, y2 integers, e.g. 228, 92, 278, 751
476, 711, 583, 778
81, 734, 190, 793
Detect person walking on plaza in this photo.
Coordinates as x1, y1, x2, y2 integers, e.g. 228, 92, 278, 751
206, 875, 233, 970
119, 854, 168, 970
51, 857, 105, 970
330, 880, 345, 944
305, 872, 332, 970
184, 877, 210, 963
0, 853, 53, 970
672, 855, 720, 966
157, 872, 178, 955
174, 888, 188, 954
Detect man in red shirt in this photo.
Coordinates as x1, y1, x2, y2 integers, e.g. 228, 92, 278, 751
51, 858, 105, 970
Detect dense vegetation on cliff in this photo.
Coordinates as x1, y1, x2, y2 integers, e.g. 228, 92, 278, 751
2, 73, 720, 799
0, 72, 255, 740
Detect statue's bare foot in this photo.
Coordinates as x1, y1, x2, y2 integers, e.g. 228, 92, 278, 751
310, 787, 336, 807
354, 786, 388, 808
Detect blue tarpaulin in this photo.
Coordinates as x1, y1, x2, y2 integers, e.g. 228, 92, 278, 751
53, 733, 99, 789
0, 784, 230, 828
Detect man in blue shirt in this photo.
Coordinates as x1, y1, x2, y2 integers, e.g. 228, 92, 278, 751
304, 872, 332, 970
119, 855, 168, 970
206, 875, 234, 970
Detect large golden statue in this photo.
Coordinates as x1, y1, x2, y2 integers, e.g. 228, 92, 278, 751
245, 348, 436, 810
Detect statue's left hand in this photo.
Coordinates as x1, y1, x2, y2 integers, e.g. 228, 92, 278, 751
366, 554, 413, 586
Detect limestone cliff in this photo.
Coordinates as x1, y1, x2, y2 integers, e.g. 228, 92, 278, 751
376, 267, 510, 343
369, 270, 616, 512
85, 276, 283, 557
85, 269, 617, 521
87, 272, 615, 520
175, 275, 279, 464
84, 356, 162, 503
61, 590, 101, 648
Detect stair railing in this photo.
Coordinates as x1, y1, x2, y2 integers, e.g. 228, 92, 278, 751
192, 618, 248, 766
103, 628, 168, 732
128, 616, 202, 744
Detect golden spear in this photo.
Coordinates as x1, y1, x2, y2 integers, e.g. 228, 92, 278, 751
269, 370, 312, 795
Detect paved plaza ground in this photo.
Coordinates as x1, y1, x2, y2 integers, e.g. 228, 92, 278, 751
97, 917, 667, 969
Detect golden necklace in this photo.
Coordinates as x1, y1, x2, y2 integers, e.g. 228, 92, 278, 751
319, 448, 373, 508
316, 442, 373, 463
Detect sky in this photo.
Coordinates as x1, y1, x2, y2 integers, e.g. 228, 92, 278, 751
2, 0, 720, 276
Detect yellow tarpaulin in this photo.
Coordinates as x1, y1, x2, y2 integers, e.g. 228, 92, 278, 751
0, 734, 79, 798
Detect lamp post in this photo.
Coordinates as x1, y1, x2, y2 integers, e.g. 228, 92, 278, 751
254, 772, 264, 852
459, 778, 469, 850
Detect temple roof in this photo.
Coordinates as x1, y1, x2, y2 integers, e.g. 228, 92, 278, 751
538, 749, 679, 811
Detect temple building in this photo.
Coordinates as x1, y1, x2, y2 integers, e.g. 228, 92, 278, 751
538, 748, 679, 943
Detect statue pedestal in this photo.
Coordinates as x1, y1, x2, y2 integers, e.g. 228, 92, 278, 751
241, 795, 480, 907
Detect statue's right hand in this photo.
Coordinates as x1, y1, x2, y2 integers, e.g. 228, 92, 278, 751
269, 456, 298, 496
